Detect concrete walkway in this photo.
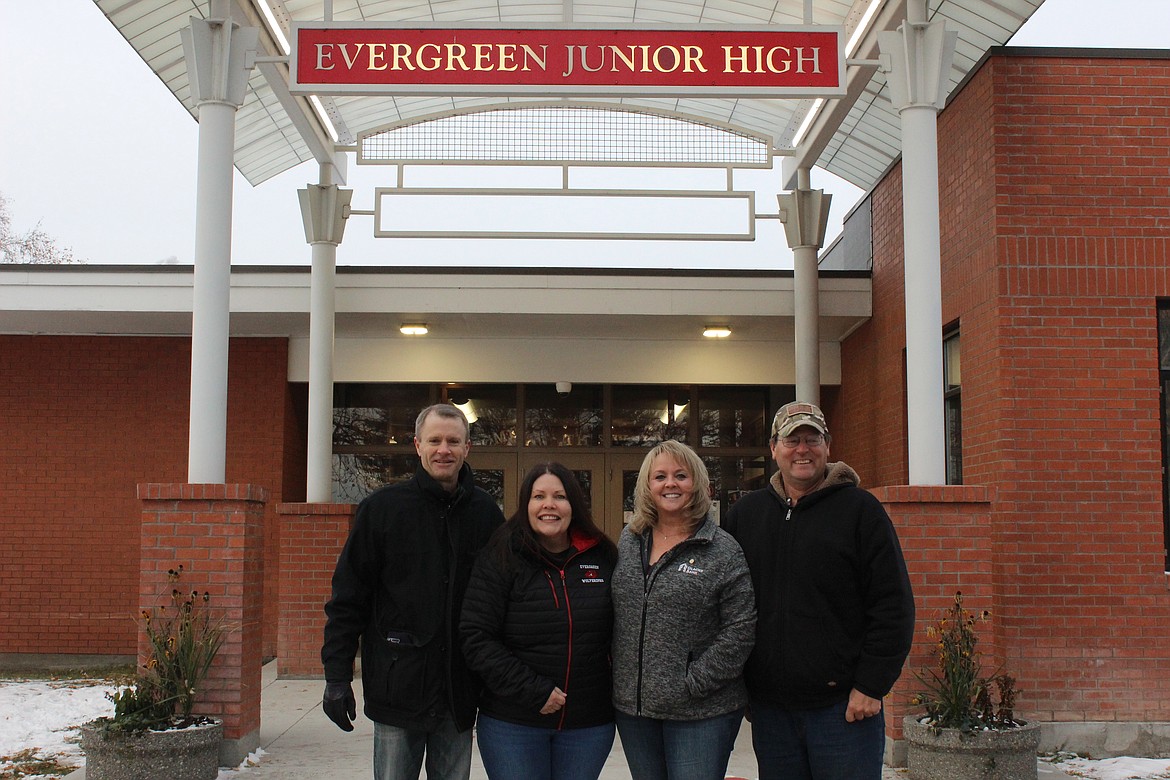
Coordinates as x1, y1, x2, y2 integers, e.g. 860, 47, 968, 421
71, 661, 1076, 778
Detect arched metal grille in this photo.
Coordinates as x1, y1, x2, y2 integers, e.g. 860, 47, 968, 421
358, 105, 772, 166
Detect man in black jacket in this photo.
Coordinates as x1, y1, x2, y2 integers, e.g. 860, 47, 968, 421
723, 401, 914, 780
321, 404, 504, 780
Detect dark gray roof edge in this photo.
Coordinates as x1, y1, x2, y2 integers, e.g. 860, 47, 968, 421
956, 46, 1170, 106
988, 46, 1170, 60
1, 263, 870, 280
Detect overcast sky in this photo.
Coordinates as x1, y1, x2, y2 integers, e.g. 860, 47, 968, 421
1, 0, 1167, 268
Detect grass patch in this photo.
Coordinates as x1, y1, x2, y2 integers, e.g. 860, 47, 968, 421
0, 748, 78, 780
0, 665, 134, 686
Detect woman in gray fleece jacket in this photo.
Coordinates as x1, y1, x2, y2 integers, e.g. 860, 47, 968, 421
611, 440, 756, 780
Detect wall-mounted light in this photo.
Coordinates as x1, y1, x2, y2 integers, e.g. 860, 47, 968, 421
703, 325, 732, 338
452, 400, 479, 424
400, 323, 428, 335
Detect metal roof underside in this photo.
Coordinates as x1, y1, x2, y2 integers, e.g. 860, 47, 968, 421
95, 0, 1043, 188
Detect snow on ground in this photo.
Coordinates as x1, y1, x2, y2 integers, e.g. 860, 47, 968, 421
0, 678, 113, 775
1053, 755, 1170, 780
1, 677, 1168, 780
0, 678, 263, 779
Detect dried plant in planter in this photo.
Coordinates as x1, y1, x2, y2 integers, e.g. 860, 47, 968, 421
912, 591, 1024, 733
96, 565, 228, 734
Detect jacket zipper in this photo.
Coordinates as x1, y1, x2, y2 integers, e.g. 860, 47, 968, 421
634, 537, 684, 715
548, 547, 583, 730
779, 504, 794, 684
544, 572, 560, 608
557, 568, 574, 731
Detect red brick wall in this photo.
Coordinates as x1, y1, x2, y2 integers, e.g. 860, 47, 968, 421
139, 484, 266, 741
836, 163, 910, 487
277, 503, 356, 678
0, 335, 292, 659
988, 54, 1170, 723
871, 485, 996, 740
840, 53, 1170, 726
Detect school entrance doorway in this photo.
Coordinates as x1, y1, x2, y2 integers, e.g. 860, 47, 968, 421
328, 381, 797, 539
470, 451, 643, 540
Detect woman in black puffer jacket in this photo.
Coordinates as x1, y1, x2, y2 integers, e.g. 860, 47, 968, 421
460, 462, 618, 780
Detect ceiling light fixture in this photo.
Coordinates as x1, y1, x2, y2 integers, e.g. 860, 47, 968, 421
255, 0, 291, 55
792, 0, 884, 148
308, 95, 340, 143
703, 325, 732, 338
846, 0, 884, 57
400, 323, 428, 335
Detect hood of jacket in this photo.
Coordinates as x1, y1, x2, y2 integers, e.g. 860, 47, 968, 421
518, 527, 604, 567
769, 461, 860, 506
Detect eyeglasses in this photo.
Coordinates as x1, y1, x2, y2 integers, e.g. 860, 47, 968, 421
777, 433, 826, 449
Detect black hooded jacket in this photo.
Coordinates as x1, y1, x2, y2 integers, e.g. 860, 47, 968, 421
460, 528, 617, 730
322, 463, 504, 731
723, 462, 914, 709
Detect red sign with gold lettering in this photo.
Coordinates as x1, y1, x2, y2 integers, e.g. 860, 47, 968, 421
289, 24, 844, 97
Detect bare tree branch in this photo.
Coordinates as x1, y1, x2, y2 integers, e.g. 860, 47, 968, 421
0, 192, 83, 264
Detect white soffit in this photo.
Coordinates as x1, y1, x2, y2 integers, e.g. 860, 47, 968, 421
95, 0, 1043, 189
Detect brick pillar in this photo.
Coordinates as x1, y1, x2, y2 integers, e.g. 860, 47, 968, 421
139, 483, 266, 767
871, 484, 995, 765
276, 502, 356, 678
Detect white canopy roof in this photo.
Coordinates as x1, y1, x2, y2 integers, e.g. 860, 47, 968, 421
96, 0, 1043, 188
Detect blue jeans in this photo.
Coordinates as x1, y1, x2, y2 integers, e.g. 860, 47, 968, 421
749, 699, 885, 780
614, 709, 743, 780
475, 714, 615, 780
373, 719, 472, 780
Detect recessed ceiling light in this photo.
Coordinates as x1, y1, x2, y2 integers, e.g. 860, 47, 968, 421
400, 323, 428, 335
703, 325, 732, 338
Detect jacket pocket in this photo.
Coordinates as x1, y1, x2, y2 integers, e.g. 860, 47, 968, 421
787, 610, 852, 691
384, 641, 428, 705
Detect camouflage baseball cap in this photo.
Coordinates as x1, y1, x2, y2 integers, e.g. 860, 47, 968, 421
771, 401, 829, 439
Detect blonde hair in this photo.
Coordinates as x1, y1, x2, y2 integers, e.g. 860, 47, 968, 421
628, 440, 712, 534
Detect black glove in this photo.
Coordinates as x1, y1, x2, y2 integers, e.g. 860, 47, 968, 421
323, 681, 356, 732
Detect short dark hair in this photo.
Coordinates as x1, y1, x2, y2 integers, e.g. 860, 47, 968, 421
414, 403, 469, 441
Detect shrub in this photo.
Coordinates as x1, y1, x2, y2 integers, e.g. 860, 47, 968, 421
94, 566, 228, 733
912, 591, 1023, 733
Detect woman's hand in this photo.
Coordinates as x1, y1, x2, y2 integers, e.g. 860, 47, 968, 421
540, 687, 567, 715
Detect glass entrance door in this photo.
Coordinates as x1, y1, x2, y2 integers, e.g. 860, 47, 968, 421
605, 453, 647, 541
469, 451, 518, 516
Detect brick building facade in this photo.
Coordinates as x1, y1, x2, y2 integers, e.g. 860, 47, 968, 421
836, 50, 1170, 750
1, 50, 1168, 756
0, 336, 300, 662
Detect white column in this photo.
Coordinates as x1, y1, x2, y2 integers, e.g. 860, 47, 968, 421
181, 16, 258, 483
188, 102, 236, 484
879, 7, 957, 485
778, 169, 832, 405
299, 177, 353, 503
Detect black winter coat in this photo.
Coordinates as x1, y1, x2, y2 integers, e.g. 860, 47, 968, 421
322, 464, 504, 731
723, 463, 914, 710
460, 529, 616, 730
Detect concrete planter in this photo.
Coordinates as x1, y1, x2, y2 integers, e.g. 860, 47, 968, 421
903, 715, 1040, 780
80, 718, 223, 780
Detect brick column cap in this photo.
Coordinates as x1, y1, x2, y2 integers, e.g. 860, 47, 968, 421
137, 483, 269, 502
870, 484, 994, 504
277, 502, 359, 516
